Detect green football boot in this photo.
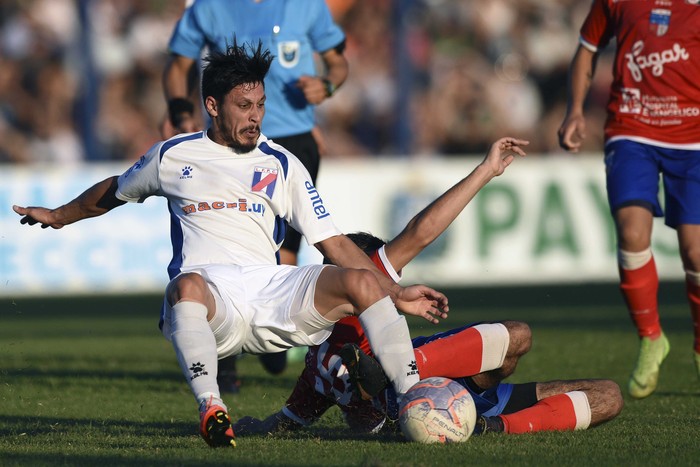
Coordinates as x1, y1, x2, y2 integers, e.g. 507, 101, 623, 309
628, 332, 670, 399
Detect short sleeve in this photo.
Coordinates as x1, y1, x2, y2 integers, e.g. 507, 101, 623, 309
308, 0, 346, 53
285, 157, 342, 245
579, 0, 614, 52
168, 3, 208, 59
116, 143, 162, 203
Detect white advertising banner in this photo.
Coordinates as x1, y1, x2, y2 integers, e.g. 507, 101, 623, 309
1, 156, 683, 296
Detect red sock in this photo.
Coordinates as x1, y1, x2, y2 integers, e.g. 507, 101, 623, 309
413, 327, 483, 378
687, 279, 700, 354
619, 258, 661, 339
499, 393, 589, 433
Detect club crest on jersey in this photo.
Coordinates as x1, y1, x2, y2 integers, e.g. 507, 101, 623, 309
252, 166, 278, 198
277, 41, 300, 68
649, 9, 671, 36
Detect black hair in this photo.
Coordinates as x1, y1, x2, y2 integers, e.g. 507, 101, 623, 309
322, 232, 387, 265
201, 39, 273, 104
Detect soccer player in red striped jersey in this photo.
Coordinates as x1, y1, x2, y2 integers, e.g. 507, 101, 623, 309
559, 0, 700, 398
233, 138, 623, 436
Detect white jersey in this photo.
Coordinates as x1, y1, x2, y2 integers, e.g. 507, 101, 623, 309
115, 131, 341, 278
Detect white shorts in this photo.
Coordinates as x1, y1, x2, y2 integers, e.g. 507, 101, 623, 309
161, 263, 337, 358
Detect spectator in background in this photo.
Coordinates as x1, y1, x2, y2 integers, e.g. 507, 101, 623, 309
1, 0, 613, 162
0, 0, 179, 163
558, 0, 700, 398
161, 0, 349, 390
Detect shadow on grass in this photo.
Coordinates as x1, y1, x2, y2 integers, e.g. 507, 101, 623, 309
0, 414, 192, 439
1, 366, 183, 384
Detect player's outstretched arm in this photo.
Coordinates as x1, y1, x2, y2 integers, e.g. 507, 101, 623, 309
13, 176, 125, 229
386, 137, 528, 271
558, 45, 598, 153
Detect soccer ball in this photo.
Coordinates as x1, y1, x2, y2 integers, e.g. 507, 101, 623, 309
398, 377, 477, 444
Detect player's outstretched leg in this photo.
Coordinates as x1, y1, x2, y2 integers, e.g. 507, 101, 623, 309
628, 332, 670, 399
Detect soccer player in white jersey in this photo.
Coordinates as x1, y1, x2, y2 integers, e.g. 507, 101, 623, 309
558, 0, 700, 399
13, 41, 448, 448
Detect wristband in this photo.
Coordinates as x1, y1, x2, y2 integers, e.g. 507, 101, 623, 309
168, 98, 195, 127
322, 78, 336, 98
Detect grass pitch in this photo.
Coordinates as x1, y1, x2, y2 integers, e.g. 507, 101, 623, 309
1, 286, 698, 466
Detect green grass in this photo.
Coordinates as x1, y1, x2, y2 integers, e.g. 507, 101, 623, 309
1, 290, 698, 466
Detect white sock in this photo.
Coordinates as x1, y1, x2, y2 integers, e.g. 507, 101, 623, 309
567, 391, 592, 430
170, 301, 225, 410
618, 248, 652, 270
358, 296, 419, 395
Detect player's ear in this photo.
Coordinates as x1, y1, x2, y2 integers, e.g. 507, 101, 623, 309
205, 96, 218, 117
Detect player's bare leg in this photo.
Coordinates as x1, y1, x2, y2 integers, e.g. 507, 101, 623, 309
536, 379, 623, 427
470, 321, 531, 390
616, 206, 669, 398
478, 378, 623, 434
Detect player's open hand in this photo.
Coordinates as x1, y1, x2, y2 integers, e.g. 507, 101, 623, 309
13, 205, 64, 229
483, 137, 528, 176
394, 284, 449, 324
558, 114, 586, 153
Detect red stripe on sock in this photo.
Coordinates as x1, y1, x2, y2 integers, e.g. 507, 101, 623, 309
619, 258, 661, 339
414, 327, 483, 378
500, 393, 577, 433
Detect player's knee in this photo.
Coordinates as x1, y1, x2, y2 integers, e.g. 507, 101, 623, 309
616, 225, 651, 251
607, 380, 624, 417
597, 379, 624, 418
168, 272, 209, 305
681, 245, 700, 272
343, 269, 382, 305
503, 320, 532, 356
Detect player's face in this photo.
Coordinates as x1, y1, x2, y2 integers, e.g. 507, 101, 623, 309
208, 82, 265, 152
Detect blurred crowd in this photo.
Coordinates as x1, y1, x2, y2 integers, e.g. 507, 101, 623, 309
0, 0, 613, 164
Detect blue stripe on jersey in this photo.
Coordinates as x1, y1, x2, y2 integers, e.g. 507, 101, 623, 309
259, 141, 289, 178
159, 132, 203, 161
167, 202, 185, 279
273, 215, 287, 265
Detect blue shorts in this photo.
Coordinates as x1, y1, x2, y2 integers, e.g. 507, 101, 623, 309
605, 140, 700, 228
412, 325, 514, 417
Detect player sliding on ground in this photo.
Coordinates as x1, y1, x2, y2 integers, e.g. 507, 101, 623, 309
233, 139, 623, 437
12, 41, 448, 448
